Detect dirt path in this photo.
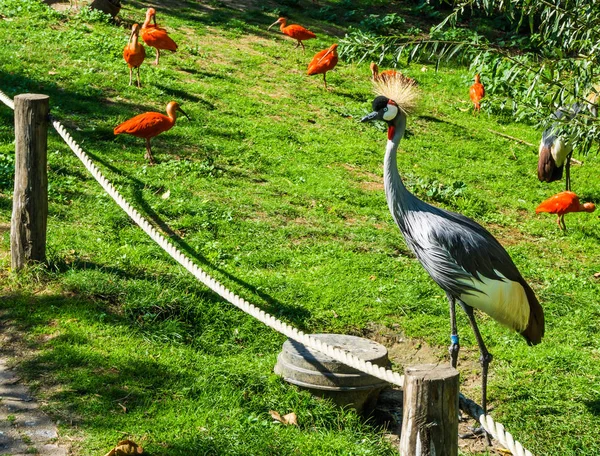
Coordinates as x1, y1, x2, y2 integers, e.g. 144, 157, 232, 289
0, 358, 69, 455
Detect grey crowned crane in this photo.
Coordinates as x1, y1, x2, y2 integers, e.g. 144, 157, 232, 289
361, 78, 545, 437
537, 104, 580, 191
538, 96, 598, 191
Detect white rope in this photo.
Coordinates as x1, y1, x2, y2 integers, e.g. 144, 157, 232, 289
0, 90, 15, 110
0, 90, 533, 456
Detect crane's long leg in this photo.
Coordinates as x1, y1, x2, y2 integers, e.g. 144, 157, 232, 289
300, 40, 305, 51
144, 138, 155, 165
136, 66, 142, 88
154, 48, 160, 66
323, 73, 328, 89
446, 292, 459, 369
565, 151, 572, 191
462, 304, 493, 446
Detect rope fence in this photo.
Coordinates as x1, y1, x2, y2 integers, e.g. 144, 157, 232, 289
0, 89, 533, 456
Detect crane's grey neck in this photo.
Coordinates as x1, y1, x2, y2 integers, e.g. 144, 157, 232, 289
384, 113, 418, 222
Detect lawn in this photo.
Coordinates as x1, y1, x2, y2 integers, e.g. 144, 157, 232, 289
0, 0, 599, 455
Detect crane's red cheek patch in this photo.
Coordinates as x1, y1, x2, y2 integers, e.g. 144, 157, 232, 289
388, 126, 395, 140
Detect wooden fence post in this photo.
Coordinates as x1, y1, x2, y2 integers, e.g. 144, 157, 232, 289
10, 94, 49, 271
399, 364, 459, 456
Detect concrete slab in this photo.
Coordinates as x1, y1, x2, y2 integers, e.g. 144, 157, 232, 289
0, 359, 69, 455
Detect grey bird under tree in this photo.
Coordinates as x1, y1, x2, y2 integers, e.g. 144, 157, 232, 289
537, 104, 580, 191
361, 78, 545, 440
538, 96, 598, 191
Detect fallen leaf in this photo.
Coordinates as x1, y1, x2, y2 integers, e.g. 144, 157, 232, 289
161, 190, 170, 199
369, 275, 376, 280
594, 272, 600, 279
118, 403, 127, 413
282, 412, 298, 426
270, 410, 298, 426
48, 70, 57, 75
103, 439, 143, 456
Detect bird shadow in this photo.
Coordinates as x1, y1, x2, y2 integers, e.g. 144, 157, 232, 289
73, 151, 312, 328
152, 83, 207, 105
177, 68, 235, 84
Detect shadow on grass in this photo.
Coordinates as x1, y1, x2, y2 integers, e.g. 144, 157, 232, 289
0, 293, 193, 406
585, 398, 600, 416
62, 149, 313, 330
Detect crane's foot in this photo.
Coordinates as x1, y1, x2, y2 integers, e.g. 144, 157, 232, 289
459, 426, 489, 440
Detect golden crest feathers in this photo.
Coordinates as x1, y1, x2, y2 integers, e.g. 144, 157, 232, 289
373, 76, 419, 115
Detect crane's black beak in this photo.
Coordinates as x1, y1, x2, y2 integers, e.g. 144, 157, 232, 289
361, 111, 379, 122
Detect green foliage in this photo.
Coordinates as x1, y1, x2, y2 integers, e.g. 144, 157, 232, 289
73, 5, 114, 24
359, 13, 405, 34
0, 153, 14, 189
341, 0, 600, 157
408, 175, 467, 204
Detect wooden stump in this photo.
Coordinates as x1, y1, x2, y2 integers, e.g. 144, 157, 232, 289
399, 364, 459, 456
10, 94, 49, 270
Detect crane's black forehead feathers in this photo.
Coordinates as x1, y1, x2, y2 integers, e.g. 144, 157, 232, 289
372, 96, 389, 112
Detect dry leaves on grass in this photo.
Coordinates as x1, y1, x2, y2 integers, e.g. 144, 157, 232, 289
103, 439, 143, 456
269, 410, 298, 426
593, 272, 600, 279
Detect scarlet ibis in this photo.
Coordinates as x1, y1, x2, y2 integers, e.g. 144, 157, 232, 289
267, 17, 316, 51
370, 62, 417, 86
123, 24, 146, 88
307, 44, 338, 89
114, 101, 190, 165
469, 74, 485, 112
141, 8, 177, 66
361, 77, 544, 439
536, 191, 595, 230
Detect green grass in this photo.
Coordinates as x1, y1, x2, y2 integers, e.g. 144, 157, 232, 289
0, 0, 599, 454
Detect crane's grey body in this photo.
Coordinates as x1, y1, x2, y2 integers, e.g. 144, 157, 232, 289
384, 119, 535, 335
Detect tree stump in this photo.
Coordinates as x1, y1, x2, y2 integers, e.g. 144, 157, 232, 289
399, 364, 459, 456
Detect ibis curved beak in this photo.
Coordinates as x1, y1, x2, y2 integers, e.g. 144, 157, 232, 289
178, 106, 191, 121
152, 14, 157, 26
267, 20, 279, 31
361, 111, 379, 122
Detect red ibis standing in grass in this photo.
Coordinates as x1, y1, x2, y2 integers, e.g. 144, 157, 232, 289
536, 191, 595, 230
307, 44, 338, 89
360, 77, 544, 439
469, 74, 485, 112
141, 8, 178, 65
268, 17, 316, 51
370, 62, 417, 86
114, 101, 190, 165
123, 24, 146, 88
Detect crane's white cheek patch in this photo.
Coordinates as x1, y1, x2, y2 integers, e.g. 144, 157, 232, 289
383, 104, 398, 121
458, 272, 530, 332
